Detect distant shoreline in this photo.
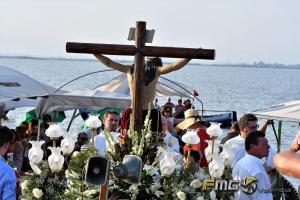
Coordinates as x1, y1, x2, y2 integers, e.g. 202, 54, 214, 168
1, 55, 300, 70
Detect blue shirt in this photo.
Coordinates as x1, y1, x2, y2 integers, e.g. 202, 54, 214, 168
0, 155, 16, 200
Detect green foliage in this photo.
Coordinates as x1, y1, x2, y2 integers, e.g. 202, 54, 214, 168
20, 161, 66, 200
65, 148, 99, 200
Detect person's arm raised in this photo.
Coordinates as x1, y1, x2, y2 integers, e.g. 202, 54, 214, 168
258, 119, 273, 133
94, 54, 130, 73
158, 58, 191, 75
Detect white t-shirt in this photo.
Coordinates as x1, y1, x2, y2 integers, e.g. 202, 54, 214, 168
93, 131, 120, 156
225, 135, 276, 169
233, 154, 272, 200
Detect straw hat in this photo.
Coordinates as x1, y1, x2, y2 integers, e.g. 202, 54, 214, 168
176, 109, 200, 130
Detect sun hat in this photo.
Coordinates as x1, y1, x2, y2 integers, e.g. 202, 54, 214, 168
176, 109, 200, 130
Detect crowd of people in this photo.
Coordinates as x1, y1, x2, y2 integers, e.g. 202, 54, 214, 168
0, 97, 300, 199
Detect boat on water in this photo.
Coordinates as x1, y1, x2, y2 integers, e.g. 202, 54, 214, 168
202, 110, 237, 128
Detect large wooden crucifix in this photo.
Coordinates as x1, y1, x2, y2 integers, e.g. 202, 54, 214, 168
66, 21, 215, 132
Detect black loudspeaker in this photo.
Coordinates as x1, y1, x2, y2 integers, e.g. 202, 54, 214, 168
113, 155, 142, 184
85, 156, 110, 186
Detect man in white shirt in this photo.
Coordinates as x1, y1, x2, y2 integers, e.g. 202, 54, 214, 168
94, 111, 120, 156
233, 131, 272, 200
225, 113, 276, 169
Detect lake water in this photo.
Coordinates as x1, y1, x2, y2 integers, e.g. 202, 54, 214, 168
1, 56, 300, 186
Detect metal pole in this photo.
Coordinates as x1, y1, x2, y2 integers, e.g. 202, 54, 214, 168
275, 120, 282, 200
67, 109, 77, 132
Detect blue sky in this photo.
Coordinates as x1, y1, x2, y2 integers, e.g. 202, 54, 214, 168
1, 0, 300, 64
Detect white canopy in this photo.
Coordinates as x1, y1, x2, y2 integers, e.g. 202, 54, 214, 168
96, 73, 198, 98
36, 90, 131, 117
0, 66, 60, 111
36, 73, 200, 117
252, 100, 300, 122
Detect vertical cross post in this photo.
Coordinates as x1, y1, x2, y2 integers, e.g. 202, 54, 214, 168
132, 21, 146, 131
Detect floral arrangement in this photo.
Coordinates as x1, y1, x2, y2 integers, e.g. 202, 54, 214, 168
20, 161, 66, 200
21, 106, 235, 199
65, 148, 100, 200
105, 108, 234, 199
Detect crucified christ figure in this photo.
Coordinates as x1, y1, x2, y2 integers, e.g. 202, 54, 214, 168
94, 54, 191, 109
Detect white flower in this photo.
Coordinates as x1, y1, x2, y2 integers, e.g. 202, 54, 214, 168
196, 196, 205, 200
150, 183, 162, 192
86, 115, 102, 129
144, 118, 150, 127
182, 130, 200, 145
155, 190, 164, 197
21, 180, 29, 190
145, 132, 152, 139
159, 152, 176, 176
32, 188, 43, 199
176, 191, 186, 200
195, 168, 209, 180
163, 132, 180, 152
72, 151, 79, 157
190, 179, 202, 188
210, 190, 217, 200
65, 170, 71, 178
143, 164, 159, 176
61, 132, 77, 155
209, 154, 224, 178
71, 171, 80, 179
83, 189, 98, 196
207, 123, 223, 137
205, 140, 220, 161
45, 124, 65, 138
129, 184, 138, 192
220, 143, 234, 167
67, 179, 74, 186
152, 175, 162, 184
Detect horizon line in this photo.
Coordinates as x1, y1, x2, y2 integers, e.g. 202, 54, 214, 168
0, 55, 300, 68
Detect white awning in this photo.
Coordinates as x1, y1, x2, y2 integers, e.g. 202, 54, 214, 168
0, 66, 62, 111
96, 73, 198, 98
36, 90, 131, 117
252, 100, 300, 122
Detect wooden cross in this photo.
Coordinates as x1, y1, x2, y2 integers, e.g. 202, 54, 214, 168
66, 21, 215, 132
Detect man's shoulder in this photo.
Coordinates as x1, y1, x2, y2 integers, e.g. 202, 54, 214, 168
0, 162, 15, 178
225, 135, 243, 144
235, 155, 262, 171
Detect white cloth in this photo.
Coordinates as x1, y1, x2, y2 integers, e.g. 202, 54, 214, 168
93, 131, 120, 156
232, 154, 272, 200
225, 135, 276, 169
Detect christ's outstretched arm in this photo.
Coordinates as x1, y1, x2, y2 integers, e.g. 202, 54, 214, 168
94, 54, 131, 73
158, 58, 191, 75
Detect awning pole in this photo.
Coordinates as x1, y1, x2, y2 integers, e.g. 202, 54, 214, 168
275, 120, 282, 200
271, 122, 279, 144
67, 109, 77, 132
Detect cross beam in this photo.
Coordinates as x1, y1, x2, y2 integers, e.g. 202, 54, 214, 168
66, 21, 215, 132
66, 43, 215, 59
